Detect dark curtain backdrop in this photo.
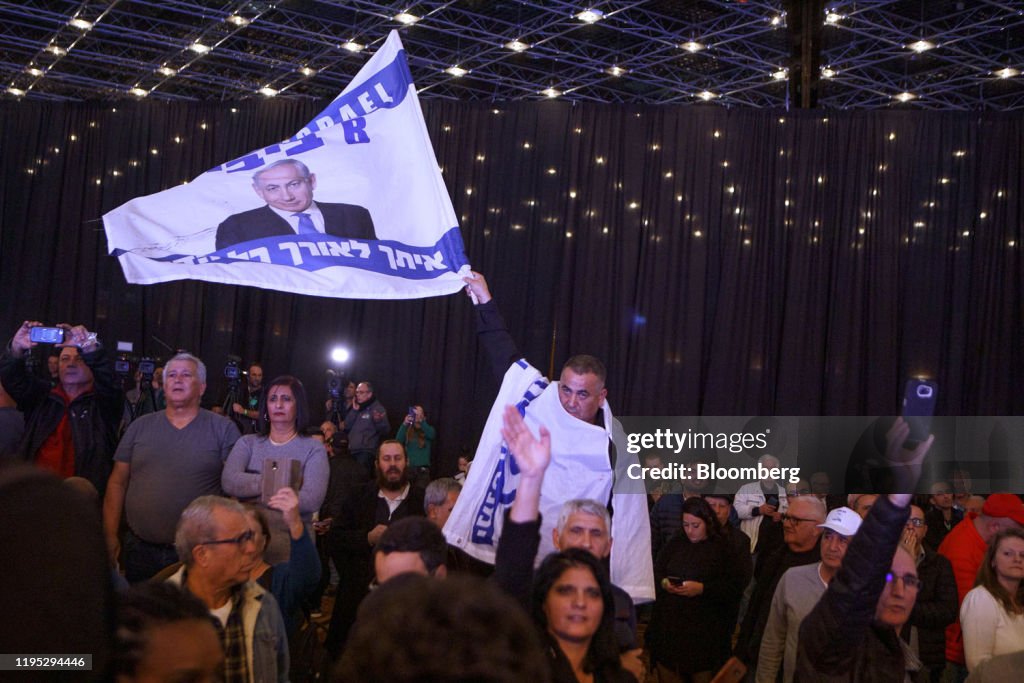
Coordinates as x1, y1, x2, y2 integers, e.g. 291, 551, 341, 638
1, 100, 1021, 475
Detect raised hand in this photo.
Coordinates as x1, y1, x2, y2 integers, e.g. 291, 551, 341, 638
500, 404, 550, 481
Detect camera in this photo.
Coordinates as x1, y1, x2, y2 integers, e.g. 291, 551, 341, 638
224, 355, 242, 383
326, 369, 343, 400
138, 357, 156, 380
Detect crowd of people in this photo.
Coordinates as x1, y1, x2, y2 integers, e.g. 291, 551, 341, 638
3, 277, 1024, 683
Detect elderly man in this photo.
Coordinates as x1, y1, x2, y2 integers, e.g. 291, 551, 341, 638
758, 506, 863, 683
445, 272, 653, 603
795, 418, 934, 680
326, 440, 425, 656
735, 494, 826, 670
168, 495, 288, 683
214, 159, 375, 250
0, 321, 122, 494
104, 352, 240, 582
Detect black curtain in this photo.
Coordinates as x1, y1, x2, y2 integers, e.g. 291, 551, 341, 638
2, 100, 1021, 475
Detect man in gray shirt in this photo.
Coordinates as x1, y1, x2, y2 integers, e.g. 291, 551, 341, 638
757, 505, 863, 683
104, 352, 239, 583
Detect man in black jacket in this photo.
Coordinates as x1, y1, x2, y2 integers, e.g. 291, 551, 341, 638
325, 440, 425, 658
795, 418, 935, 682
903, 504, 958, 682
0, 321, 121, 495
734, 495, 825, 669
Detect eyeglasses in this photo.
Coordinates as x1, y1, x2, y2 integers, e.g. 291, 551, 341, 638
906, 518, 925, 528
781, 513, 818, 525
198, 529, 256, 548
885, 572, 923, 590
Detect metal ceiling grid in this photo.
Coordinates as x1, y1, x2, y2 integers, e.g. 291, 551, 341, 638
0, 0, 1022, 109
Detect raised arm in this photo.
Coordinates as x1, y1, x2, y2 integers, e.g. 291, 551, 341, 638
463, 271, 523, 381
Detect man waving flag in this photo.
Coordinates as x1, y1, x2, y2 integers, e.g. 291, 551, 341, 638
103, 31, 469, 299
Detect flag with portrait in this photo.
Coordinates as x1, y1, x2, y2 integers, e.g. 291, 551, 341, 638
103, 30, 469, 299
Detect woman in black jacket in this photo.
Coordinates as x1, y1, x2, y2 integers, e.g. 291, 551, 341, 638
647, 496, 738, 683
531, 548, 635, 683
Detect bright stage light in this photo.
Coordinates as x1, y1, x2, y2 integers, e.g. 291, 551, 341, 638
331, 347, 351, 364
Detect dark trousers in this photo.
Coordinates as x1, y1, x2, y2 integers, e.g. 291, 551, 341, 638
124, 529, 179, 583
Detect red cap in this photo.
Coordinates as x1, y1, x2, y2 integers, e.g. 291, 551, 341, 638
981, 494, 1024, 525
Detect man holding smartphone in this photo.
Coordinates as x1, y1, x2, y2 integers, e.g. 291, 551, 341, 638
0, 320, 122, 495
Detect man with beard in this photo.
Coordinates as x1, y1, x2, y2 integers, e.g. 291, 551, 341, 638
325, 440, 425, 658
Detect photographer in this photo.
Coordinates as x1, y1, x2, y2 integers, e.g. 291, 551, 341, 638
0, 321, 122, 495
227, 361, 264, 434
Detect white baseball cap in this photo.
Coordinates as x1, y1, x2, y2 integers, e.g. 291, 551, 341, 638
818, 506, 862, 537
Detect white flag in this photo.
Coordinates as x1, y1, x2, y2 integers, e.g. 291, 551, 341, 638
103, 31, 469, 299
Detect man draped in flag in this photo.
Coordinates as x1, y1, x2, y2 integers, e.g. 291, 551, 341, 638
443, 272, 655, 603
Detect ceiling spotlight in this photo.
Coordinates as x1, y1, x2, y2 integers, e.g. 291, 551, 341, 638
394, 12, 419, 25
445, 65, 468, 77
772, 69, 788, 80
26, 67, 43, 77
894, 91, 916, 102
341, 41, 364, 53
681, 41, 704, 53
821, 66, 837, 78
189, 42, 210, 54
996, 67, 1020, 78
576, 9, 604, 23
298, 66, 317, 77
541, 87, 561, 98
697, 90, 717, 101
7, 87, 26, 97
129, 87, 148, 98
505, 39, 529, 52
69, 18, 93, 30
908, 40, 935, 53
226, 15, 250, 27
770, 15, 783, 26
157, 66, 177, 76
607, 65, 626, 77
47, 45, 68, 56
825, 11, 843, 25
330, 347, 351, 364
258, 86, 278, 97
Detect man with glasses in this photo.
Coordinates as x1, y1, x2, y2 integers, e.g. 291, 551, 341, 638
735, 496, 826, 671
900, 505, 958, 682
104, 353, 240, 582
343, 381, 389, 475
796, 417, 935, 680
167, 495, 288, 683
758, 506, 862, 682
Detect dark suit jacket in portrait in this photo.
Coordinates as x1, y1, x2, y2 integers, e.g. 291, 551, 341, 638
215, 201, 376, 251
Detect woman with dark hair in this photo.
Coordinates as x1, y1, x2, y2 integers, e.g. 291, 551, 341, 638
222, 375, 329, 563
960, 527, 1024, 671
531, 548, 634, 683
114, 582, 223, 683
646, 496, 737, 683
